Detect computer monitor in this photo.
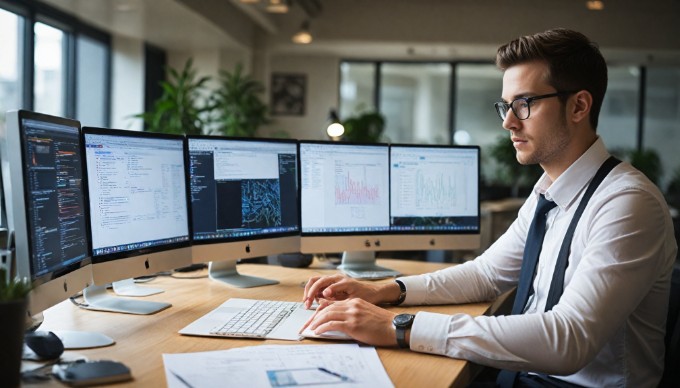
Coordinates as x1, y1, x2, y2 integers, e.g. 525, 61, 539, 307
386, 143, 480, 250
1, 110, 113, 348
299, 141, 397, 276
187, 136, 300, 288
299, 141, 481, 278
82, 127, 192, 314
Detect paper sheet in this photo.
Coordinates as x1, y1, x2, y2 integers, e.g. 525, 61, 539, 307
163, 344, 393, 388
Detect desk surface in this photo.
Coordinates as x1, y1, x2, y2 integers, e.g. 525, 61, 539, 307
33, 259, 496, 388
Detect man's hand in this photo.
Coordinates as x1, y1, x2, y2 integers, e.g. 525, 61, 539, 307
301, 298, 400, 347
302, 274, 401, 309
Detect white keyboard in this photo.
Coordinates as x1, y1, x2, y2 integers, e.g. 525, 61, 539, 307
210, 300, 299, 338
342, 269, 400, 280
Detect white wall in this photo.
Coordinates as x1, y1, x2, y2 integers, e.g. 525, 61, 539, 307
258, 54, 340, 140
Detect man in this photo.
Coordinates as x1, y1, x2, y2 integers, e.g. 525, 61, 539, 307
301, 28, 677, 387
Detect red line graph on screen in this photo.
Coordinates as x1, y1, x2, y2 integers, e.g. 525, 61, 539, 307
335, 170, 381, 205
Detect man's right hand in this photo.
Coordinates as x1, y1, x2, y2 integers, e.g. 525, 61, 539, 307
302, 274, 401, 309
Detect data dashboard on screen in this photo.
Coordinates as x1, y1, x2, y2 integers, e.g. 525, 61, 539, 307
187, 136, 299, 287
390, 144, 479, 233
299, 141, 390, 255
299, 141, 480, 279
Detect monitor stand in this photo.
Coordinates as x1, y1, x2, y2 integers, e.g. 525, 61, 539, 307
208, 260, 279, 288
111, 278, 163, 297
81, 285, 171, 315
28, 313, 114, 349
337, 251, 401, 280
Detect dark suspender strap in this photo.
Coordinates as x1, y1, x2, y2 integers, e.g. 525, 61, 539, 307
544, 156, 621, 312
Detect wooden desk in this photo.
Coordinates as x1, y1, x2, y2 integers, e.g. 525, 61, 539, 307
32, 259, 498, 387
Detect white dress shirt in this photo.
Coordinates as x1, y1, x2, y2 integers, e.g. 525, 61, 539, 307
399, 138, 677, 387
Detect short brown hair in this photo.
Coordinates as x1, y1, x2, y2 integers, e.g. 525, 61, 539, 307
496, 28, 607, 130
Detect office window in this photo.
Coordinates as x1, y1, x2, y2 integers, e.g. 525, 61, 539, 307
599, 66, 639, 152
34, 21, 66, 116
455, 64, 503, 181
644, 67, 680, 189
380, 63, 451, 144
339, 62, 376, 119
0, 8, 23, 127
76, 34, 108, 127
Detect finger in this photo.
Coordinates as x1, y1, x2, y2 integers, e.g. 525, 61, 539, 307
299, 299, 334, 333
302, 276, 321, 305
306, 307, 349, 332
312, 320, 351, 337
304, 275, 345, 308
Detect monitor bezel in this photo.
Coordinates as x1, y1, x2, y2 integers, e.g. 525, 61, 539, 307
11, 110, 93, 285
298, 141, 481, 254
185, 135, 301, 247
2, 110, 93, 316
81, 126, 192, 265
298, 140, 391, 238
388, 142, 481, 236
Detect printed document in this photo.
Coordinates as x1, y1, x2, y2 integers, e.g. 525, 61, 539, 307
163, 343, 393, 388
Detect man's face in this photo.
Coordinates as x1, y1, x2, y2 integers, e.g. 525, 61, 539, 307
500, 61, 571, 168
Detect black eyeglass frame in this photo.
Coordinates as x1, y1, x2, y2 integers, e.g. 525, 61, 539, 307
494, 91, 577, 121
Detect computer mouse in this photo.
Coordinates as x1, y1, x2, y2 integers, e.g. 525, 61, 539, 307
24, 331, 64, 360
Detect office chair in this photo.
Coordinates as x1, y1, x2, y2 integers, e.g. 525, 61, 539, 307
659, 262, 680, 387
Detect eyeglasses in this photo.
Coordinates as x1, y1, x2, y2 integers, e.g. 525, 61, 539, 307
494, 91, 576, 121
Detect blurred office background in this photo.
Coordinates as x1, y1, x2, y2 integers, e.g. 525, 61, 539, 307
1, 0, 679, 256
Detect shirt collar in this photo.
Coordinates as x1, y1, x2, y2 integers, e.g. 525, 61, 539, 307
533, 137, 610, 210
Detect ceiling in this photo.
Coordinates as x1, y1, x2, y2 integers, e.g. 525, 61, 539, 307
40, 0, 680, 63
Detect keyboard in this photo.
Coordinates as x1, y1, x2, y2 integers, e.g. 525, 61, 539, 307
342, 269, 400, 280
210, 300, 299, 338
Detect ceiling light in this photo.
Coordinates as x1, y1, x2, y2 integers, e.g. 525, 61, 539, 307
326, 110, 344, 139
266, 0, 289, 13
586, 1, 604, 10
292, 20, 313, 44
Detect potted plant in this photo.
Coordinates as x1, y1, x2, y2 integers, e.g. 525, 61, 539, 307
0, 268, 32, 387
137, 58, 212, 135
341, 111, 385, 143
212, 63, 269, 138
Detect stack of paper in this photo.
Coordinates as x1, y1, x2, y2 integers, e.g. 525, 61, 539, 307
163, 343, 393, 388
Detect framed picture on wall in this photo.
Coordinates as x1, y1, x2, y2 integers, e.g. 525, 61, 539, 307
271, 73, 306, 116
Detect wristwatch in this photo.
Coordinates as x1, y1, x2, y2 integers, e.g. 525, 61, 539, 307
393, 313, 415, 348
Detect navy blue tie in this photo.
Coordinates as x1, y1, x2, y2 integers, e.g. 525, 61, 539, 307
510, 194, 557, 314
497, 194, 557, 387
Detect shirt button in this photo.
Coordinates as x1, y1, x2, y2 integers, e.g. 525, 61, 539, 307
428, 346, 433, 352
418, 345, 424, 351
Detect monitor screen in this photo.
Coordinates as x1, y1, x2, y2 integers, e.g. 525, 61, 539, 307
1, 110, 92, 316
299, 141, 390, 253
187, 136, 299, 287
83, 128, 191, 285
299, 142, 481, 255
385, 143, 480, 251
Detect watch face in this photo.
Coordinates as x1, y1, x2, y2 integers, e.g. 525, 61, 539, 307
394, 314, 415, 327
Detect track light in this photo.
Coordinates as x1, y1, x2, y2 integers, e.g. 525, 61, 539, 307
266, 0, 289, 13
326, 109, 344, 139
292, 20, 313, 44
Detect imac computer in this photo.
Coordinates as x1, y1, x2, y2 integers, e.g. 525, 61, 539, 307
1, 110, 113, 348
386, 143, 480, 250
186, 136, 300, 288
298, 141, 396, 278
299, 141, 481, 279
82, 127, 192, 314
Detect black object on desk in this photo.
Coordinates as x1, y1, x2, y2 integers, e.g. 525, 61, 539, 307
53, 360, 132, 386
